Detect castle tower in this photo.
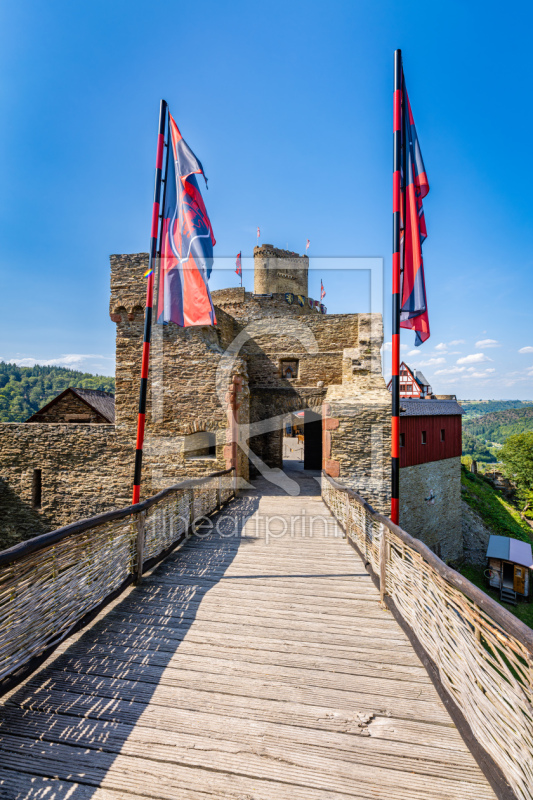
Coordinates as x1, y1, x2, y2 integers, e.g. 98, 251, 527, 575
253, 244, 309, 296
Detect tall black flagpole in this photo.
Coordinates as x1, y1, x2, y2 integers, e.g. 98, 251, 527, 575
391, 50, 402, 524
132, 99, 167, 505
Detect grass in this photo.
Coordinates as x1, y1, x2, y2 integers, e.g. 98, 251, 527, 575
461, 467, 533, 543
458, 563, 533, 630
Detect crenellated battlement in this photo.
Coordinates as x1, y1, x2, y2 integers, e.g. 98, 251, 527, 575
253, 244, 309, 297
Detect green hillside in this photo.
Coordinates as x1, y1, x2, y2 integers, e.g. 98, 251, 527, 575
462, 432, 497, 463
0, 362, 115, 422
460, 400, 532, 420
464, 406, 533, 444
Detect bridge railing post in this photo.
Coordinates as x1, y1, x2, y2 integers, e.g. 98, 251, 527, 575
344, 493, 350, 539
379, 523, 388, 607
134, 510, 146, 585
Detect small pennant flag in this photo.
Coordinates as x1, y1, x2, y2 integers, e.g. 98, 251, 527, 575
235, 251, 242, 277
320, 280, 326, 300
144, 267, 154, 278
257, 226, 260, 240
306, 239, 310, 251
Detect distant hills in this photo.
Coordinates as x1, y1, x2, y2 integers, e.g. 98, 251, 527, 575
463, 406, 533, 445
0, 362, 115, 423
460, 399, 533, 421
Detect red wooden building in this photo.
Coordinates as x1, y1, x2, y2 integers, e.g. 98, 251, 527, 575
399, 399, 463, 467
398, 398, 464, 562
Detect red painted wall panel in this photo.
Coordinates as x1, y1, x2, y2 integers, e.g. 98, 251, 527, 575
400, 415, 462, 468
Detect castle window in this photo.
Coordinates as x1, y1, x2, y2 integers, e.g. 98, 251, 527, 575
280, 359, 299, 380
399, 433, 405, 447
440, 428, 445, 442
32, 469, 42, 509
421, 430, 427, 445
184, 431, 216, 460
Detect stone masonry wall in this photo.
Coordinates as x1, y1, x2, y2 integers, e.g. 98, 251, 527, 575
0, 423, 130, 549
323, 314, 392, 514
253, 245, 309, 296
109, 253, 246, 495
399, 456, 462, 563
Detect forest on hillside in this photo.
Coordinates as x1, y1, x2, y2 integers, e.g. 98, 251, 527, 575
0, 362, 115, 422
463, 406, 533, 445
460, 399, 532, 420
462, 432, 497, 463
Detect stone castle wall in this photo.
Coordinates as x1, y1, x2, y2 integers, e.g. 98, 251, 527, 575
399, 456, 463, 563
0, 423, 129, 550
0, 246, 393, 544
253, 245, 309, 296
323, 315, 392, 514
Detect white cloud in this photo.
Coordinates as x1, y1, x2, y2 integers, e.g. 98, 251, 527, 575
518, 346, 533, 354
475, 339, 500, 348
383, 342, 409, 352
415, 357, 446, 367
406, 349, 421, 356
448, 340, 465, 346
434, 367, 465, 375
465, 371, 493, 379
435, 343, 448, 351
457, 353, 493, 365
6, 354, 114, 370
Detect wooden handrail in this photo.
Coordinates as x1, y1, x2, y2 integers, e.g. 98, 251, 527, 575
0, 468, 235, 568
0, 466, 237, 690
322, 470, 533, 800
323, 471, 533, 653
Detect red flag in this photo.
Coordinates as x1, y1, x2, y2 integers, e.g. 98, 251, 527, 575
320, 280, 326, 300
399, 77, 430, 345
235, 251, 242, 277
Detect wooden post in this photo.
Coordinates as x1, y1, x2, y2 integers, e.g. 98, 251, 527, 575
187, 488, 193, 538
344, 492, 350, 539
134, 511, 146, 584
380, 524, 388, 606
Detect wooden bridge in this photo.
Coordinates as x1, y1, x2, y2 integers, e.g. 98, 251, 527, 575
0, 467, 532, 799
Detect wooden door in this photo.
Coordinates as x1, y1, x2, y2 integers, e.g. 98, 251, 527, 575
514, 565, 526, 595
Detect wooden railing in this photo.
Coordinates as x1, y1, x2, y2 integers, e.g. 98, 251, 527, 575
0, 468, 236, 686
322, 472, 533, 800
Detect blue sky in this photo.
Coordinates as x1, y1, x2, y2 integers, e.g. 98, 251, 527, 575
1, 0, 531, 398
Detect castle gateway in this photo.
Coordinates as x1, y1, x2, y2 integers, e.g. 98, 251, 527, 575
0, 246, 392, 544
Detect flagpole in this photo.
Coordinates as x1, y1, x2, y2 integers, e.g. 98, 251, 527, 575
132, 99, 168, 505
391, 50, 402, 524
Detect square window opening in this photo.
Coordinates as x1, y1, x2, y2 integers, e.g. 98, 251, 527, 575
399, 433, 405, 447
280, 359, 299, 380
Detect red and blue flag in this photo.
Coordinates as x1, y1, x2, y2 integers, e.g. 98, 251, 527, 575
400, 80, 430, 345
157, 113, 216, 327
235, 251, 242, 277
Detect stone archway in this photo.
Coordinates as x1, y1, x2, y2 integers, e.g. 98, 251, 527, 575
248, 387, 325, 476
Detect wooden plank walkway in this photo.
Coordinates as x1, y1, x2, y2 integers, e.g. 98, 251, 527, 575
0, 469, 496, 799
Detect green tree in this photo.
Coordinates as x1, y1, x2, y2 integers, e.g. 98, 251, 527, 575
500, 432, 533, 517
